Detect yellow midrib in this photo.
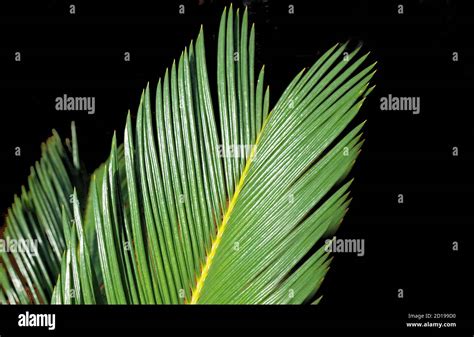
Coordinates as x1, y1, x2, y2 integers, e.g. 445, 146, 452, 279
189, 116, 270, 304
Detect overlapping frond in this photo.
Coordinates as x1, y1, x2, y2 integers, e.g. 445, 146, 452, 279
0, 123, 85, 304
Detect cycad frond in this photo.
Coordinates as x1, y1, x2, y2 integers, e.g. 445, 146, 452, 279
0, 124, 85, 303
0, 6, 375, 305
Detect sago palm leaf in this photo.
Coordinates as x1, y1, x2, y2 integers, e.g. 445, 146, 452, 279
0, 6, 375, 304
0, 124, 87, 303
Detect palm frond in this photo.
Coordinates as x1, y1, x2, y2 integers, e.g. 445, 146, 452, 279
0, 123, 85, 303
1, 6, 375, 305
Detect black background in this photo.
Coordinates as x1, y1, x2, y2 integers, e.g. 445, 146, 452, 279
0, 0, 473, 336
